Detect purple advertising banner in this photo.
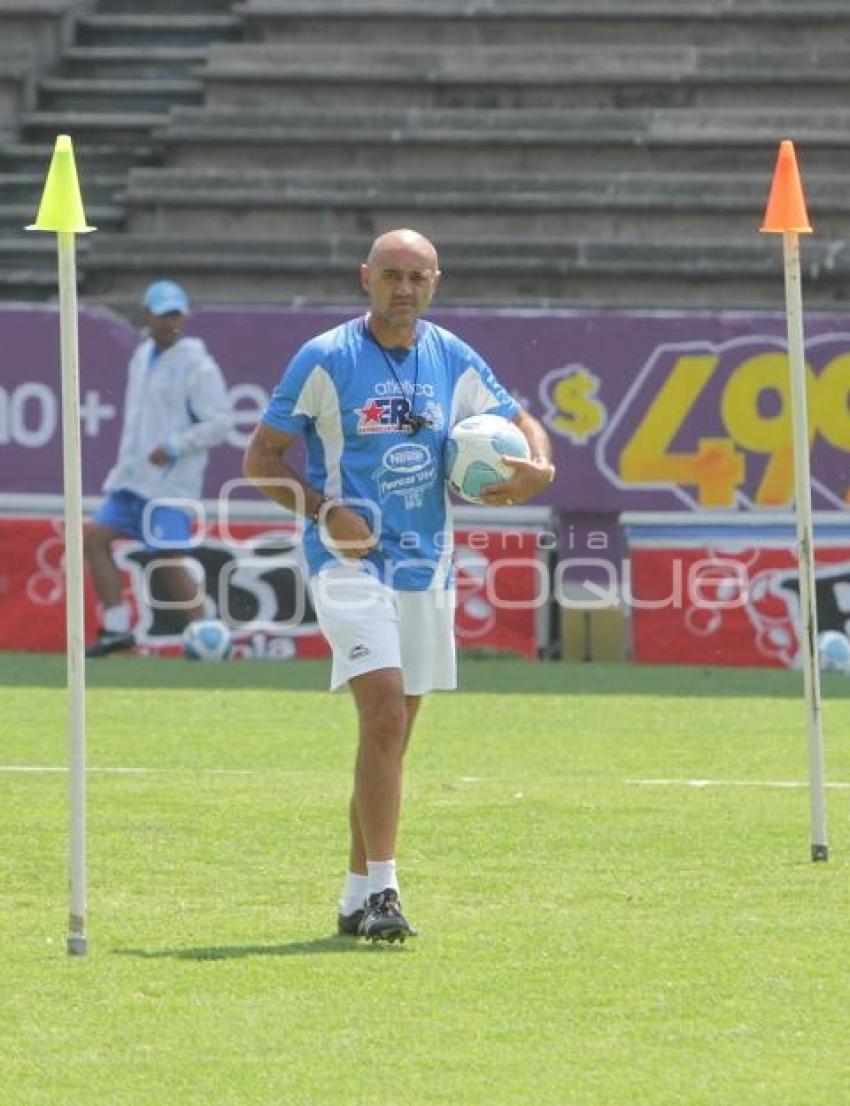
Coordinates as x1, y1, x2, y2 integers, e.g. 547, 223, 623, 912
2, 303, 850, 512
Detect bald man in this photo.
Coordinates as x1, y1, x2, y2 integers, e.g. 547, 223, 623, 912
244, 229, 554, 942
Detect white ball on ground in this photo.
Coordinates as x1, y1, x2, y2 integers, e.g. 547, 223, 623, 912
817, 630, 850, 674
182, 619, 233, 661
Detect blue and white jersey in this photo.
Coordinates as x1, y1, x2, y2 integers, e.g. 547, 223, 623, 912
262, 316, 520, 590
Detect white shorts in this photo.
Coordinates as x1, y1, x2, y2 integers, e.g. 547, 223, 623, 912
310, 564, 457, 695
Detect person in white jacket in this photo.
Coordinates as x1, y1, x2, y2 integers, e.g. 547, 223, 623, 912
84, 280, 232, 657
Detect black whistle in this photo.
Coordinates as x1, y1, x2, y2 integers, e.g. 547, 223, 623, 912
403, 412, 432, 433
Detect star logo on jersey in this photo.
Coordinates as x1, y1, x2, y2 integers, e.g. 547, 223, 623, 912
357, 395, 415, 434
359, 400, 384, 425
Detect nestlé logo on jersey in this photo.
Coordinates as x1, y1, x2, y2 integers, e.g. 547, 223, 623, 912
374, 442, 438, 507
382, 443, 430, 473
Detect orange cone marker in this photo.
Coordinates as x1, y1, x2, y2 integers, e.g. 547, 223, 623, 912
761, 139, 813, 235
761, 139, 827, 863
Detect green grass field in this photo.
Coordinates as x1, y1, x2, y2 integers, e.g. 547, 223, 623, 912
3, 652, 850, 1106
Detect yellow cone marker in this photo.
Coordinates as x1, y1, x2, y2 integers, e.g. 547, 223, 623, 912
26, 134, 96, 234
760, 140, 828, 863
27, 135, 95, 953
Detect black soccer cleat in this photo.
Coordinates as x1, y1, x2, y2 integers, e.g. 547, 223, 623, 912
337, 906, 365, 937
85, 630, 135, 658
359, 888, 418, 944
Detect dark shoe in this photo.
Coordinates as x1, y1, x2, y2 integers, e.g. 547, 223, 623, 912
337, 906, 365, 937
85, 630, 135, 658
359, 888, 418, 944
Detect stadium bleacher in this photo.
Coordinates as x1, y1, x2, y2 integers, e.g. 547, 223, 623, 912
2, 0, 850, 312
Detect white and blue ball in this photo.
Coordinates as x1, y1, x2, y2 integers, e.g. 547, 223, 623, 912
817, 630, 850, 674
445, 414, 530, 504
182, 619, 233, 662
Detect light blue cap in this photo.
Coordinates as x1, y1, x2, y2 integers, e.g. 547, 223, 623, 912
143, 279, 189, 316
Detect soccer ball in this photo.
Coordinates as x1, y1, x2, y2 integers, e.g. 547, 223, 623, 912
445, 413, 530, 504
817, 630, 850, 674
182, 619, 233, 661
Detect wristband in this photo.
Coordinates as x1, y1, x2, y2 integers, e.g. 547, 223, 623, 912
310, 496, 340, 523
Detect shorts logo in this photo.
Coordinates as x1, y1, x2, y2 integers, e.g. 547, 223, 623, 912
349, 643, 370, 660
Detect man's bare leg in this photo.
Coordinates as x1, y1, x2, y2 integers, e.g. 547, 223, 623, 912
347, 691, 421, 875
153, 557, 207, 625
339, 669, 420, 940
83, 522, 126, 610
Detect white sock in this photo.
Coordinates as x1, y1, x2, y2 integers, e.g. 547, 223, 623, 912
367, 859, 399, 898
340, 872, 368, 916
103, 604, 131, 633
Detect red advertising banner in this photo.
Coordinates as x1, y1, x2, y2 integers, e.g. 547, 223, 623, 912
0, 518, 542, 659
0, 518, 101, 653
626, 516, 850, 667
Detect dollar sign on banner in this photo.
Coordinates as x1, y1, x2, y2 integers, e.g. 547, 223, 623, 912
541, 366, 607, 444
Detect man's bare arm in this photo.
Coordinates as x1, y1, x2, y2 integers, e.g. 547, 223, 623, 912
242, 422, 377, 556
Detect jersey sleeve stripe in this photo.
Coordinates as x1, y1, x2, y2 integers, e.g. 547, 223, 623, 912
292, 364, 344, 498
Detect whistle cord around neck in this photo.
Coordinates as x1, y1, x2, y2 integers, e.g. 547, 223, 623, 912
365, 322, 431, 431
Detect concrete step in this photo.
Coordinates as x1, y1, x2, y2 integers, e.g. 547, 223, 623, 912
0, 237, 82, 260
60, 46, 212, 80
156, 103, 850, 142
201, 43, 850, 111
155, 106, 850, 173
80, 232, 821, 275
0, 170, 124, 204
98, 0, 237, 12
79, 232, 848, 311
0, 269, 73, 299
120, 167, 847, 240
206, 42, 850, 79
75, 14, 242, 49
0, 61, 35, 130
39, 77, 203, 114
0, 141, 156, 175
0, 236, 92, 294
22, 110, 168, 147
118, 166, 838, 205
235, 0, 850, 48
120, 202, 776, 244
0, 202, 123, 231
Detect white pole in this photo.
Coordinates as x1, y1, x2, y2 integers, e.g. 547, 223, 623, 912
57, 230, 88, 950
27, 133, 94, 951
782, 230, 828, 862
